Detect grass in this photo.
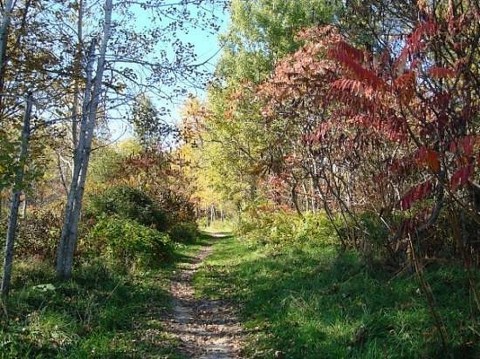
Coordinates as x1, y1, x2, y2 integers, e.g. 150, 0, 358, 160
199, 219, 234, 234
0, 235, 215, 359
194, 236, 480, 358
2, 224, 479, 358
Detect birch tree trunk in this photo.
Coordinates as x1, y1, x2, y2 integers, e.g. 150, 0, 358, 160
56, 0, 113, 280
1, 93, 33, 296
0, 0, 15, 104
71, 0, 84, 150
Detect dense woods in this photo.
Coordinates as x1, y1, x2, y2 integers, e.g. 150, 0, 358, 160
182, 0, 480, 355
187, 0, 480, 265
0, 0, 222, 290
1, 0, 480, 357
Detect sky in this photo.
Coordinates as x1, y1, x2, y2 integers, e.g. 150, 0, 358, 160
108, 2, 230, 142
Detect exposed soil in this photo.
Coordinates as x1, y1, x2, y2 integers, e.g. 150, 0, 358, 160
166, 238, 243, 358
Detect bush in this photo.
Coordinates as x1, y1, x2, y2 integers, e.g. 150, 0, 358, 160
16, 208, 63, 261
86, 216, 173, 270
235, 209, 336, 247
154, 188, 196, 226
86, 186, 167, 231
295, 212, 338, 244
169, 222, 198, 244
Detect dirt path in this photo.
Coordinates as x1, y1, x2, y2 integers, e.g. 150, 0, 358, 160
166, 239, 243, 358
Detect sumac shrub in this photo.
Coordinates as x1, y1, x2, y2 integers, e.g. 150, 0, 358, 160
169, 222, 198, 244
87, 186, 167, 231
86, 216, 173, 269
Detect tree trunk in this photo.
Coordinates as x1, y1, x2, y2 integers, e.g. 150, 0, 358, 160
21, 194, 27, 218
210, 205, 216, 223
1, 93, 33, 296
71, 0, 84, 151
0, 0, 15, 109
56, 0, 113, 280
291, 181, 303, 217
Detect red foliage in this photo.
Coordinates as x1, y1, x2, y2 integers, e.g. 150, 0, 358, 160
256, 7, 480, 241
400, 180, 433, 210
428, 66, 456, 79
328, 43, 386, 90
396, 18, 438, 72
416, 147, 440, 173
450, 164, 474, 191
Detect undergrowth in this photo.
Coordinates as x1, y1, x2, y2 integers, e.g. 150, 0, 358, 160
195, 216, 480, 359
0, 183, 206, 358
0, 249, 205, 358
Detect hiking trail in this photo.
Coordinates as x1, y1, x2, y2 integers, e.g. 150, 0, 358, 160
166, 235, 243, 358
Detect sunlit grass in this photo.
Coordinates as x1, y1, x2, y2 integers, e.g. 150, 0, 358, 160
198, 219, 235, 234
0, 244, 204, 358
195, 236, 480, 358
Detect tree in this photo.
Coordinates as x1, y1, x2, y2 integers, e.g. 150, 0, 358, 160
0, 0, 15, 103
0, 0, 70, 292
54, 0, 226, 279
130, 95, 171, 151
56, 0, 114, 280
1, 93, 32, 296
0, 0, 226, 283
217, 0, 340, 83
192, 0, 342, 215
257, 1, 480, 265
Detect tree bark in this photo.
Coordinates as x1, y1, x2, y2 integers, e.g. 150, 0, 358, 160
0, 0, 15, 109
1, 93, 33, 296
56, 0, 113, 280
21, 194, 27, 218
71, 0, 84, 151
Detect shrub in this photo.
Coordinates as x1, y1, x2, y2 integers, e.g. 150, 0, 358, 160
86, 186, 167, 231
169, 222, 198, 244
86, 216, 173, 270
153, 188, 196, 226
235, 209, 336, 247
295, 212, 338, 245
16, 208, 63, 261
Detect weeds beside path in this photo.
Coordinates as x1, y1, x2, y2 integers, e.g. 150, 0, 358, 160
0, 232, 243, 358
4, 230, 477, 358
195, 235, 480, 359
0, 258, 181, 358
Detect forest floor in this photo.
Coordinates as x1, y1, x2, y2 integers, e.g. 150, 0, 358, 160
165, 233, 244, 358
2, 231, 479, 358
0, 233, 245, 358
194, 235, 480, 359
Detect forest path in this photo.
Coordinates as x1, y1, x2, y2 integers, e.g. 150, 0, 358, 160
166, 233, 243, 358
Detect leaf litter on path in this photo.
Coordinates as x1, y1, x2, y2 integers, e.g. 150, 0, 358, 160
166, 244, 243, 358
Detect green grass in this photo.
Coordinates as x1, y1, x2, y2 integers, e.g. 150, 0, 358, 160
0, 237, 212, 359
3, 227, 478, 358
194, 237, 480, 358
199, 219, 234, 234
